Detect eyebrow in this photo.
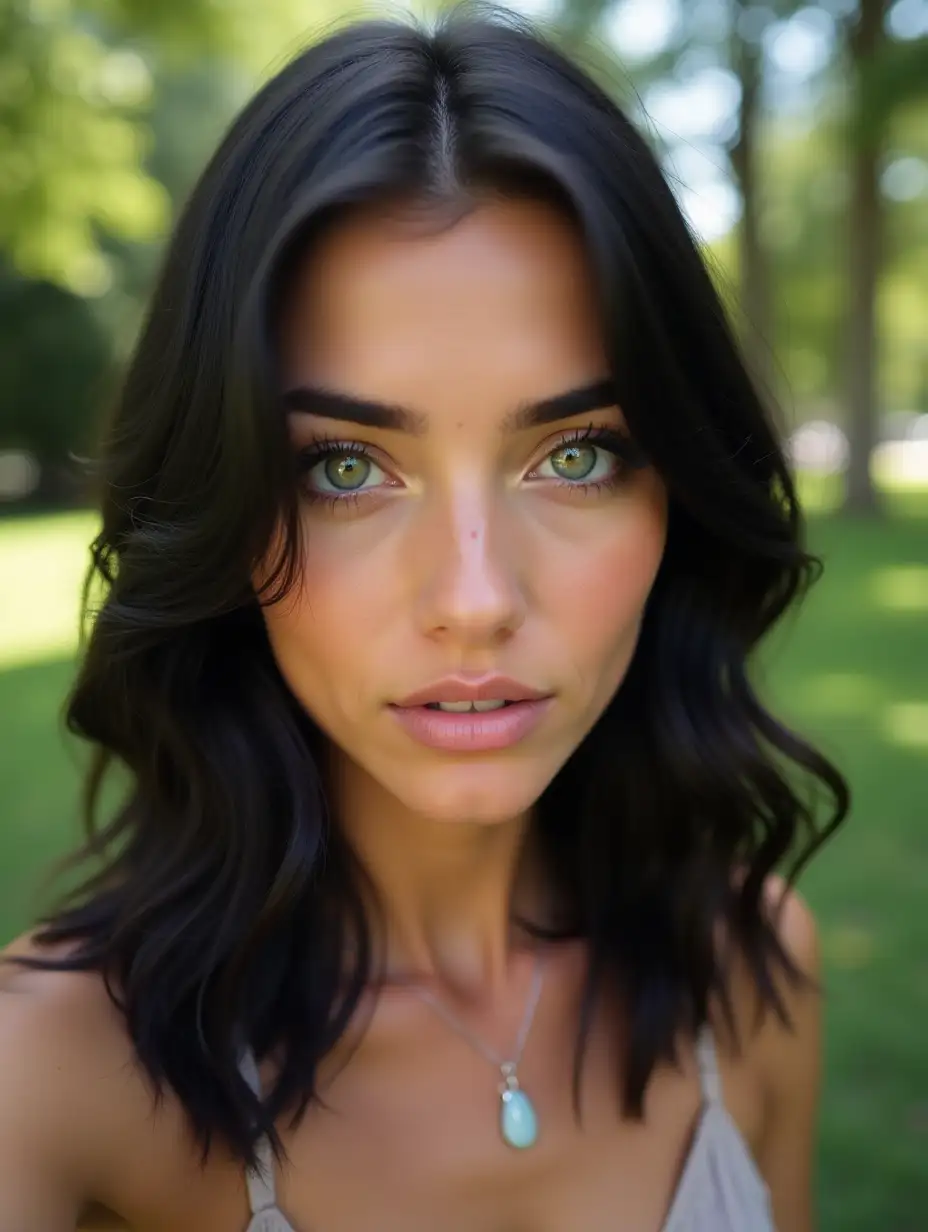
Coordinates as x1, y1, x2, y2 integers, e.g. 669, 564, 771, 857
281, 378, 618, 434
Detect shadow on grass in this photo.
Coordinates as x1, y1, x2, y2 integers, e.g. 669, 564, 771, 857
0, 654, 86, 943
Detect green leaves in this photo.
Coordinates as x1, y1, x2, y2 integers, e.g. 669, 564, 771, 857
0, 2, 168, 291
0, 0, 360, 292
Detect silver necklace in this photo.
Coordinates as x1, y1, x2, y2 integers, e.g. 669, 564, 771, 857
411, 949, 547, 1150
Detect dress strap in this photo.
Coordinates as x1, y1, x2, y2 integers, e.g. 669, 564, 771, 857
239, 1047, 278, 1214
694, 1022, 724, 1106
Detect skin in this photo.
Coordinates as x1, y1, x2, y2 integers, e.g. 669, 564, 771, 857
0, 197, 821, 1231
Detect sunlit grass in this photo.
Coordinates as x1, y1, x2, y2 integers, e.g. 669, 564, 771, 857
869, 564, 928, 612
755, 484, 928, 1228
793, 670, 885, 716
0, 509, 96, 670
881, 702, 928, 750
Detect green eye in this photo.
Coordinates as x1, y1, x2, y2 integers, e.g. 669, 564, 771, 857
323, 453, 371, 490
297, 443, 388, 498
549, 443, 597, 481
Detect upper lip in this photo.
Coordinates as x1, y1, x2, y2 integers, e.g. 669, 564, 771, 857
393, 676, 551, 708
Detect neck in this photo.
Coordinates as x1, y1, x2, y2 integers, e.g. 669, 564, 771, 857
327, 750, 554, 999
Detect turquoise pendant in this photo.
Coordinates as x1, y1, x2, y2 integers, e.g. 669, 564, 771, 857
499, 1065, 538, 1149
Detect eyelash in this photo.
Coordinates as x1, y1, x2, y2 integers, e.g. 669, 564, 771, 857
295, 424, 643, 510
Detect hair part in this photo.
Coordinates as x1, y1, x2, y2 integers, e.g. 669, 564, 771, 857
10, 2, 848, 1169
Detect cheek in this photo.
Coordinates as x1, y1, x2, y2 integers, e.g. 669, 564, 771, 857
540, 488, 667, 657
258, 529, 391, 703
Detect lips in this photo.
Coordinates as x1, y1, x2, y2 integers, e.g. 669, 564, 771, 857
393, 676, 550, 709
388, 695, 553, 753
388, 676, 554, 753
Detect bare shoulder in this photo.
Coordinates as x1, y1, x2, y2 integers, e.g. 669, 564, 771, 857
754, 871, 822, 1089
721, 874, 823, 1232
0, 931, 140, 1207
762, 871, 821, 979
753, 872, 822, 1052
0, 932, 244, 1228
0, 928, 132, 1058
719, 872, 821, 1063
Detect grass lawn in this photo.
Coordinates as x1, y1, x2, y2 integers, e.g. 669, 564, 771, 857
0, 482, 926, 1229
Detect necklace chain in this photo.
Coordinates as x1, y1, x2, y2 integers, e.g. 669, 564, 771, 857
411, 949, 547, 1071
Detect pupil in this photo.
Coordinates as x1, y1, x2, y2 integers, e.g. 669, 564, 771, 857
552, 444, 596, 481
325, 453, 369, 490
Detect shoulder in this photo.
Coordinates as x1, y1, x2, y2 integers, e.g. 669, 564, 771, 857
761, 871, 820, 978
719, 872, 821, 1073
0, 929, 131, 1059
0, 932, 143, 1206
754, 871, 822, 1097
753, 871, 822, 1052
0, 932, 242, 1224
720, 874, 822, 1232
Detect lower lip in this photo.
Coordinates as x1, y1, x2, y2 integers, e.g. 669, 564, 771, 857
389, 699, 552, 752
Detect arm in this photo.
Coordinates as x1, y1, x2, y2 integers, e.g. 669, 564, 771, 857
754, 878, 823, 1232
0, 989, 86, 1231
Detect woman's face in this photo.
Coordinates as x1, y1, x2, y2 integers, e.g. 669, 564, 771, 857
261, 196, 667, 825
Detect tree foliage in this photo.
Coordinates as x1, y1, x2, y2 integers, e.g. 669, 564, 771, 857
0, 267, 110, 496
0, 0, 168, 291
0, 0, 364, 291
560, 0, 928, 499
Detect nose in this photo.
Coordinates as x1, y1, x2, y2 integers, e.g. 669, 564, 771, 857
413, 486, 527, 649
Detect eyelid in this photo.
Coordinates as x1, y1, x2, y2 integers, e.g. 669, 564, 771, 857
525, 423, 644, 473
296, 435, 390, 463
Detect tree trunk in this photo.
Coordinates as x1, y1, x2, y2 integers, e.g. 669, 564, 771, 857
843, 0, 887, 516
730, 8, 775, 415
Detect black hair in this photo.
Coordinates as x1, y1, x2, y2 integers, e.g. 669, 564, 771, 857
11, 2, 848, 1170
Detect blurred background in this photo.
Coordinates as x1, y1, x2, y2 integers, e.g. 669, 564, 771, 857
0, 0, 925, 1226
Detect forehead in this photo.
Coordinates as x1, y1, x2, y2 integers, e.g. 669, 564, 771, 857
279, 196, 610, 406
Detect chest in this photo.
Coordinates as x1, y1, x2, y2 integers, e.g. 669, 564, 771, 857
102, 1012, 761, 1232
262, 1086, 698, 1232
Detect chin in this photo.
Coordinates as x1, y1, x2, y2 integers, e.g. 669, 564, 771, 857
391, 762, 554, 826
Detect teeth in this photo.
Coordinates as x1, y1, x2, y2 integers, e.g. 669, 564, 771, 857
432, 700, 510, 713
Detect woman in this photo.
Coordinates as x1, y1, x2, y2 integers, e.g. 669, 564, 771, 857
0, 7, 848, 1230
